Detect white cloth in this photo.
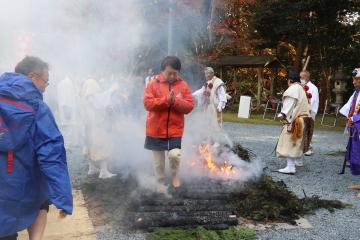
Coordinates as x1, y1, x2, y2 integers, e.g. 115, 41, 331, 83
340, 91, 360, 117
280, 97, 296, 123
192, 78, 227, 111
216, 85, 227, 111
354, 68, 360, 78
81, 79, 114, 161
276, 83, 311, 159
145, 76, 154, 87
282, 83, 311, 123
306, 81, 319, 120
277, 117, 306, 158
192, 88, 204, 107
57, 77, 82, 147
57, 77, 78, 125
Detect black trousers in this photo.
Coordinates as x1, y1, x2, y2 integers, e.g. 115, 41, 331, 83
0, 234, 17, 240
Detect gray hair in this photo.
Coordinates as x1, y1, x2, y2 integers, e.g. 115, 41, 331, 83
15, 56, 49, 75
204, 67, 214, 73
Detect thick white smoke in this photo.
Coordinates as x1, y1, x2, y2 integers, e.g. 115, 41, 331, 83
0, 0, 262, 191
181, 107, 263, 183
0, 0, 155, 186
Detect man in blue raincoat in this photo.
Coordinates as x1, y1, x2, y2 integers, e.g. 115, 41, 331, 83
0, 56, 73, 239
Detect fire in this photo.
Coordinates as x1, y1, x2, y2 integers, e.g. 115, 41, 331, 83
197, 144, 236, 176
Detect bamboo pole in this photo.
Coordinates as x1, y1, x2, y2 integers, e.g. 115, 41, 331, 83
302, 56, 310, 71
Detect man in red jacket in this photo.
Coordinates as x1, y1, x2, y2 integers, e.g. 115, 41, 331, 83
144, 56, 194, 188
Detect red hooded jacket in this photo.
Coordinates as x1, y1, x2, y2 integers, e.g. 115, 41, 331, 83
144, 74, 194, 138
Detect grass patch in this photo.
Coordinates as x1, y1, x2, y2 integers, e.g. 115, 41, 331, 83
223, 112, 347, 132
147, 226, 256, 240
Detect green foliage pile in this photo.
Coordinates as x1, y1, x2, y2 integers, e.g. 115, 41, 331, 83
233, 176, 350, 224
231, 144, 253, 162
147, 226, 255, 240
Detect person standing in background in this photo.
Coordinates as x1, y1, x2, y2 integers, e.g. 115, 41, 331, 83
340, 68, 360, 198
81, 78, 116, 179
57, 76, 82, 149
192, 67, 228, 128
276, 72, 311, 174
300, 70, 319, 157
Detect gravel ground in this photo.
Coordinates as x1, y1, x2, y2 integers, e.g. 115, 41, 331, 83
67, 122, 360, 240
224, 122, 360, 240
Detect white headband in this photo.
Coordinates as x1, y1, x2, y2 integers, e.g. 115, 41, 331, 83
353, 68, 360, 78
204, 67, 214, 73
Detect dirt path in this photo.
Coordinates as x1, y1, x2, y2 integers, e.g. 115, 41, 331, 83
19, 190, 96, 240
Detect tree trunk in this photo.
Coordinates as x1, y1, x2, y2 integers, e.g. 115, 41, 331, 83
319, 68, 333, 109
208, 0, 218, 43
293, 42, 305, 72
318, 47, 333, 109
257, 67, 264, 110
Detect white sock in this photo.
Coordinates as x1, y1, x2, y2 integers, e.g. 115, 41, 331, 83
287, 158, 295, 170
99, 161, 116, 178
88, 161, 99, 175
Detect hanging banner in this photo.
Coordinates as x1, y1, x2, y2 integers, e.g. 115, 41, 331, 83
15, 32, 33, 61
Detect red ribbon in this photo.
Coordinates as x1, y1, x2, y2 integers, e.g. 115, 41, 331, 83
7, 151, 14, 174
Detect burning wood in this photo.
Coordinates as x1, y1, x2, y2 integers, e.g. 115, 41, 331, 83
81, 145, 348, 231
194, 143, 236, 177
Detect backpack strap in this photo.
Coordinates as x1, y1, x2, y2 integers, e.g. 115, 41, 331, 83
0, 97, 34, 174
7, 151, 14, 173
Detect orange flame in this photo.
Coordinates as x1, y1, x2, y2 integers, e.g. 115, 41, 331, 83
197, 144, 236, 176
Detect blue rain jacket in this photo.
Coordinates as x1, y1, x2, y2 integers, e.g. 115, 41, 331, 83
0, 73, 73, 237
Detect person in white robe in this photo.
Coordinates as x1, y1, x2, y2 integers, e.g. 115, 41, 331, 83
192, 67, 228, 128
81, 78, 116, 179
57, 77, 82, 149
300, 70, 319, 156
276, 72, 311, 174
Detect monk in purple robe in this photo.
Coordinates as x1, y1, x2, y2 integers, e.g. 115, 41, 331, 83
340, 68, 360, 198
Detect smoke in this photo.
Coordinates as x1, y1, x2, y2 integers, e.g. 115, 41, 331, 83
181, 107, 263, 183
0, 0, 261, 192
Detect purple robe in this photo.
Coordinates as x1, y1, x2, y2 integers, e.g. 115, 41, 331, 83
346, 114, 360, 175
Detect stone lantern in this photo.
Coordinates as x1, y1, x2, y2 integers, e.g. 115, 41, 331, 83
332, 68, 348, 105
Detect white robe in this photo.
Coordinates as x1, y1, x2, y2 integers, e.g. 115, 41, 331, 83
340, 91, 360, 117
193, 77, 227, 111
340, 90, 360, 137
57, 77, 78, 125
82, 79, 114, 161
306, 81, 319, 120
57, 77, 82, 147
276, 83, 311, 158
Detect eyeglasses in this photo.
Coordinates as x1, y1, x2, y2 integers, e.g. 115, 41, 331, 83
34, 73, 49, 87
